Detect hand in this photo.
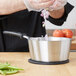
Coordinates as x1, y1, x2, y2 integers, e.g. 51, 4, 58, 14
23, 0, 55, 11
49, 0, 67, 11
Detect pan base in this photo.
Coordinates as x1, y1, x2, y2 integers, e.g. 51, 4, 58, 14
28, 59, 69, 65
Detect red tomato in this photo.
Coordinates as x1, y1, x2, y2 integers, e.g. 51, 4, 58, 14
53, 30, 65, 37
62, 29, 73, 38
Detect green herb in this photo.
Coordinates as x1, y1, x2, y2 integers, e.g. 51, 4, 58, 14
0, 62, 24, 75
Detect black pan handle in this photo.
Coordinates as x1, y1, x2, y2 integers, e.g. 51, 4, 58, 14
3, 31, 29, 39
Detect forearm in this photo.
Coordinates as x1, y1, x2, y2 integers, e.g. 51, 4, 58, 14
0, 0, 26, 15
49, 7, 65, 19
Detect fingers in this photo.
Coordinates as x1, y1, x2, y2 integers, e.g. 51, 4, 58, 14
48, 0, 67, 11
28, 0, 55, 11
39, 0, 52, 3
38, 0, 55, 9
28, 0, 67, 11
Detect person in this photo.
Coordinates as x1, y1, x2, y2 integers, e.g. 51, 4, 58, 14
0, 0, 74, 52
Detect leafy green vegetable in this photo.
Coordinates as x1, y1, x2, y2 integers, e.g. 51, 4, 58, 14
0, 62, 24, 75
1, 69, 18, 75
0, 70, 5, 75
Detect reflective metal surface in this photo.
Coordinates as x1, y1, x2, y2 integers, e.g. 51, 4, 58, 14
28, 37, 71, 62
